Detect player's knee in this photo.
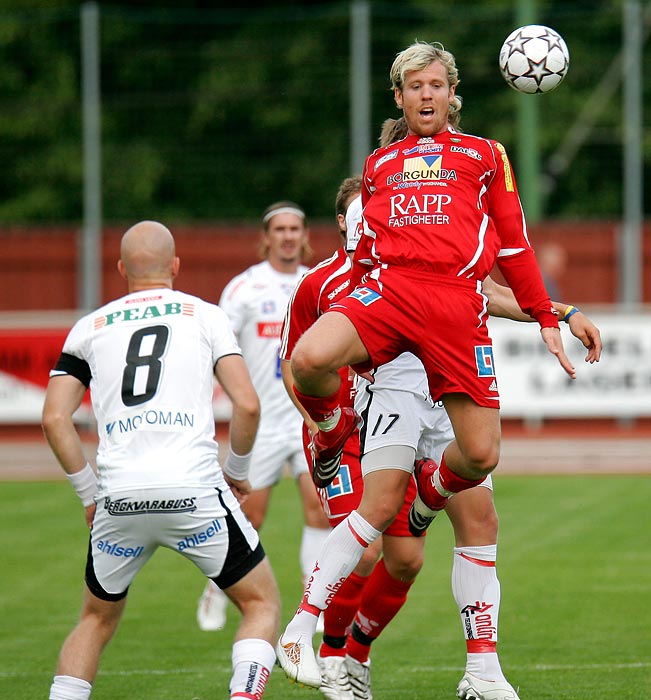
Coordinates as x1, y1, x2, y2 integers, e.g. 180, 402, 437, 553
385, 549, 424, 582
291, 337, 340, 381
359, 498, 401, 532
461, 444, 499, 477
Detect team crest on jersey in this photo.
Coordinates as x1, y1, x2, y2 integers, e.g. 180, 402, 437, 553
475, 346, 496, 377
349, 287, 381, 306
261, 300, 276, 314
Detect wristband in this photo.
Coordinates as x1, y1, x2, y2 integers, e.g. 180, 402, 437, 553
562, 305, 580, 323
66, 462, 98, 507
223, 447, 252, 481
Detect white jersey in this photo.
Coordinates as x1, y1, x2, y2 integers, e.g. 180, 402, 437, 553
52, 288, 241, 495
220, 260, 307, 435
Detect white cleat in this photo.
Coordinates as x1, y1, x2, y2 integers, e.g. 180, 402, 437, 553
275, 633, 321, 688
457, 672, 520, 700
317, 654, 354, 700
196, 580, 228, 631
345, 656, 373, 700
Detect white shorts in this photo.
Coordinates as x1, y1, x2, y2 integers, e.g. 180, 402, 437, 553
355, 380, 493, 490
86, 486, 263, 599
248, 430, 309, 490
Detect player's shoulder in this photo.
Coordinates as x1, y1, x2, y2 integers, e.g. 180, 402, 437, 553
366, 135, 410, 166
298, 250, 347, 289
450, 131, 504, 158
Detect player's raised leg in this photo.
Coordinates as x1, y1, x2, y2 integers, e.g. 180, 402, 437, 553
290, 312, 368, 486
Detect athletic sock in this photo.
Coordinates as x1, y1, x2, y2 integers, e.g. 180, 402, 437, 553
319, 571, 368, 657
229, 639, 275, 699
284, 511, 381, 641
293, 386, 341, 427
300, 524, 331, 583
346, 558, 413, 664
49, 675, 92, 700
452, 544, 506, 682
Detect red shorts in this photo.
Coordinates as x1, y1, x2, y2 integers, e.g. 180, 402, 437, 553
330, 267, 500, 409
302, 424, 418, 537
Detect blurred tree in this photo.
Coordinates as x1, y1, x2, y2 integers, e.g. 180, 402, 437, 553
0, 1, 647, 223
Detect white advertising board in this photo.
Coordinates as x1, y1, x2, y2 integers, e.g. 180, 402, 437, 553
488, 313, 651, 418
1, 314, 649, 423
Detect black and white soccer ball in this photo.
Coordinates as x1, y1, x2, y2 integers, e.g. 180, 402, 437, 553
499, 24, 570, 94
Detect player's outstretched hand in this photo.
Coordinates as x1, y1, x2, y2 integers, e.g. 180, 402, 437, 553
568, 312, 602, 363
541, 326, 576, 379
225, 475, 251, 504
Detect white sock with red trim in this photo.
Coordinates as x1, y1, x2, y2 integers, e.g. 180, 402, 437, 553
283, 511, 381, 642
452, 544, 506, 682
300, 524, 331, 583
229, 639, 275, 699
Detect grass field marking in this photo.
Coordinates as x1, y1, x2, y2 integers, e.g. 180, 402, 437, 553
4, 661, 650, 681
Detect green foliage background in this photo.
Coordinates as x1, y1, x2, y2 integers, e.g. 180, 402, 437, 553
0, 0, 648, 223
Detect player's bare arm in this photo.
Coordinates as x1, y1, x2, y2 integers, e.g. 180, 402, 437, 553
214, 353, 260, 502
214, 354, 260, 456
42, 373, 97, 527
483, 275, 602, 364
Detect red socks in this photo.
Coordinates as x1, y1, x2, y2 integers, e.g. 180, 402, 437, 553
319, 572, 368, 657
347, 559, 413, 663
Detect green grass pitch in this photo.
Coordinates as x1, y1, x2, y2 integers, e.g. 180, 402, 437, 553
1, 474, 650, 699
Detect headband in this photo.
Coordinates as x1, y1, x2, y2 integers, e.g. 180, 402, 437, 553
262, 206, 306, 225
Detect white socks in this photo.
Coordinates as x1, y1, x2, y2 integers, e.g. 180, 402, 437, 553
229, 639, 276, 699
300, 524, 331, 584
284, 511, 381, 642
452, 544, 506, 682
49, 675, 92, 700
306, 511, 381, 610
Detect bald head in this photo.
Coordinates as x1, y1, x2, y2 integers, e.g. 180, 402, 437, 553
119, 221, 179, 291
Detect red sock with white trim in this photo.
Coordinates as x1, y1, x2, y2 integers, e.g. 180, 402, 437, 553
452, 545, 506, 682
419, 455, 486, 510
293, 385, 341, 429
346, 558, 413, 663
319, 571, 368, 658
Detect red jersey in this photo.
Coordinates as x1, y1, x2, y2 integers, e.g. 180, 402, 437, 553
358, 127, 556, 327
280, 247, 356, 407
280, 247, 364, 527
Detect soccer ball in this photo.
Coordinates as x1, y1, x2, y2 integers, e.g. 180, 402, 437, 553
499, 24, 570, 94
